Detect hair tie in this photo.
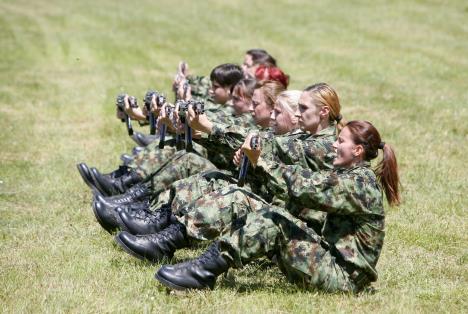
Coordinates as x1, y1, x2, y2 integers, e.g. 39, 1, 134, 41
379, 142, 385, 149
335, 114, 342, 122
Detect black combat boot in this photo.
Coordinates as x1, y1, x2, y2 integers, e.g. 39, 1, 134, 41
77, 163, 95, 188
132, 131, 158, 147
120, 154, 133, 166
155, 242, 230, 290
132, 146, 145, 155
94, 184, 150, 207
91, 197, 149, 233
91, 167, 143, 196
118, 204, 177, 235
114, 222, 188, 263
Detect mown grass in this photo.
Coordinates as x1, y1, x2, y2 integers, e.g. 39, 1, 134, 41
0, 0, 467, 312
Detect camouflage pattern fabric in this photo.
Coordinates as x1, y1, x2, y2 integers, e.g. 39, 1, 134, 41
218, 206, 358, 293
140, 150, 217, 200
152, 169, 238, 214
218, 163, 385, 292
171, 125, 337, 237
126, 103, 249, 180
251, 123, 337, 206
177, 184, 268, 241
187, 75, 211, 104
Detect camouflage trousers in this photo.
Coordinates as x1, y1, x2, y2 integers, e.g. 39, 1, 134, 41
151, 170, 239, 213
177, 184, 269, 241
218, 206, 358, 293
127, 139, 208, 179
134, 150, 216, 200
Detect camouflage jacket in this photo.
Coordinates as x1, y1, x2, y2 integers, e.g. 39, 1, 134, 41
187, 75, 211, 103
195, 113, 258, 172
252, 124, 337, 205
282, 162, 385, 282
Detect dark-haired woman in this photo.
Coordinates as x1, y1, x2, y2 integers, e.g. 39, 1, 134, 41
155, 120, 400, 293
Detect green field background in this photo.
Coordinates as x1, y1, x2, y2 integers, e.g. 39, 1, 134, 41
0, 0, 467, 312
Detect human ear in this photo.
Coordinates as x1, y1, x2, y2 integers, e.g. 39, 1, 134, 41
353, 144, 364, 159
320, 106, 330, 120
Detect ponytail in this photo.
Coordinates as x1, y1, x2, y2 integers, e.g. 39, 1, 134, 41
346, 120, 401, 206
375, 143, 400, 206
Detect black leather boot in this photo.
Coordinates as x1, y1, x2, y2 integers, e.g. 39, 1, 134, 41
77, 163, 95, 188
118, 204, 177, 235
114, 222, 188, 263
94, 184, 150, 207
132, 146, 145, 155
91, 168, 143, 196
132, 131, 158, 147
120, 154, 133, 166
91, 197, 149, 233
155, 242, 230, 290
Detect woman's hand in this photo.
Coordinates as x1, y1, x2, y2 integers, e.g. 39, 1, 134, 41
186, 105, 213, 134
233, 149, 243, 166
123, 95, 146, 121
158, 104, 175, 129
241, 133, 262, 166
176, 81, 192, 101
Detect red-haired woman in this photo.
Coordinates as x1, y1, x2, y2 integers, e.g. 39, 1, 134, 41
255, 64, 289, 89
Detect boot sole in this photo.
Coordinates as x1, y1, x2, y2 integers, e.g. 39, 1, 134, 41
91, 200, 114, 234
155, 272, 212, 291
77, 164, 95, 189
114, 234, 158, 264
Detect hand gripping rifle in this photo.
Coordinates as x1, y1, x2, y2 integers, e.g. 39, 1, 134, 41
176, 100, 205, 152
237, 135, 260, 187
116, 94, 138, 136
144, 90, 158, 135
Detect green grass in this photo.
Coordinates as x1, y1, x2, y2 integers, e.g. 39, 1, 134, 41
1, 0, 467, 312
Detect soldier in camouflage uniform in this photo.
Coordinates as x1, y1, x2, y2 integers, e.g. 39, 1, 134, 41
113, 84, 344, 261
116, 80, 287, 214
83, 64, 245, 196
154, 120, 401, 293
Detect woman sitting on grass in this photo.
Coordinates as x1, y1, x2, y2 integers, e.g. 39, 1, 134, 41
155, 120, 400, 294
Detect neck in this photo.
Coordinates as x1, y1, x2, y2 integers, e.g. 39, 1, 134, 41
315, 119, 330, 134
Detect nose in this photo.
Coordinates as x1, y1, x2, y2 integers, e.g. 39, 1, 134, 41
248, 101, 254, 112
294, 108, 301, 118
270, 110, 276, 121
332, 140, 338, 149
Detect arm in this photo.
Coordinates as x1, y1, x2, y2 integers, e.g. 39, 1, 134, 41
282, 165, 378, 215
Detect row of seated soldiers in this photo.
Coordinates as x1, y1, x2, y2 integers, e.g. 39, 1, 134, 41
78, 48, 400, 293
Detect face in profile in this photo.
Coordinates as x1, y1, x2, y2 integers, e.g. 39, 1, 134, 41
296, 92, 322, 134
209, 80, 230, 105
231, 88, 251, 115
250, 88, 272, 128
332, 126, 361, 168
270, 103, 295, 135
242, 54, 258, 79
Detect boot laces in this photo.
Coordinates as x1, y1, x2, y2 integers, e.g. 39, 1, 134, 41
195, 243, 220, 266
146, 223, 180, 242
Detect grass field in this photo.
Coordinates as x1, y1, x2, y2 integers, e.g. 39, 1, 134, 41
1, 0, 467, 312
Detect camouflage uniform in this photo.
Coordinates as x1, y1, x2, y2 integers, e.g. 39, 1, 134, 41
163, 125, 337, 239
218, 163, 385, 293
187, 75, 211, 103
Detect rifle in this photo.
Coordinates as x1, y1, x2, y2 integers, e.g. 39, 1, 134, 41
144, 90, 158, 135
116, 94, 138, 136
237, 135, 260, 187
175, 100, 186, 150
